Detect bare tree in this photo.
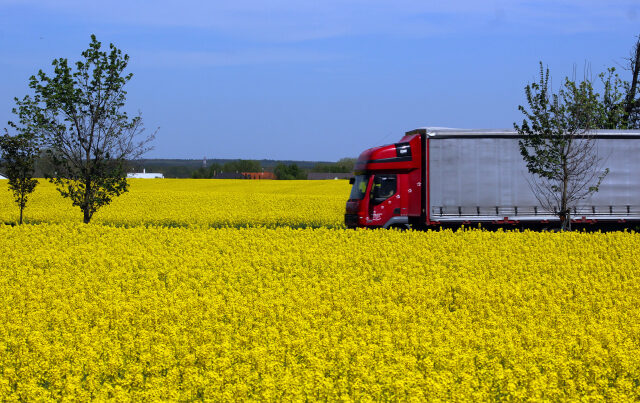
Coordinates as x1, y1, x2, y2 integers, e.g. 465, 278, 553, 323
623, 35, 640, 128
12, 35, 156, 223
524, 136, 608, 231
514, 63, 608, 230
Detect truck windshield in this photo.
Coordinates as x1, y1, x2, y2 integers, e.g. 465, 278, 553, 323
349, 175, 369, 200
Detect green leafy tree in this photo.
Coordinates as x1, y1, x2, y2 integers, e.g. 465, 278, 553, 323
274, 163, 307, 180
514, 63, 609, 231
0, 132, 39, 224
191, 163, 222, 178
222, 159, 261, 173
13, 35, 155, 223
596, 67, 628, 129
207, 163, 222, 178
311, 157, 356, 173
191, 167, 208, 179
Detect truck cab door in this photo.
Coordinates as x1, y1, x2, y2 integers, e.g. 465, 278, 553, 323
368, 174, 400, 226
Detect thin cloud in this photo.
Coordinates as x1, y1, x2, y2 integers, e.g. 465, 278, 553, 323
2, 0, 638, 42
131, 48, 343, 67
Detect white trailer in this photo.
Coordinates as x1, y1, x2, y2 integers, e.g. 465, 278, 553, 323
422, 128, 640, 224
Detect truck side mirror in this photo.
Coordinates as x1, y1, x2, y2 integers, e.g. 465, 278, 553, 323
349, 177, 355, 185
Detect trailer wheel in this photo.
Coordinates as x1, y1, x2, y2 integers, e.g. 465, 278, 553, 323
389, 224, 409, 231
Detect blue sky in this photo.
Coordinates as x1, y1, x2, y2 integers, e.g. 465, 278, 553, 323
1, 1, 638, 161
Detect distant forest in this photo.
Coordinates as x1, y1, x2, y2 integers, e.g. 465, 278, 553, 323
128, 158, 356, 179
2, 157, 357, 179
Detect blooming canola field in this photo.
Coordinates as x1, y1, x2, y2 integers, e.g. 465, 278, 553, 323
0, 179, 639, 400
0, 179, 350, 228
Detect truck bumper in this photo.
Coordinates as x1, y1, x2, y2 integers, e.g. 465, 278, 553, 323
345, 214, 359, 228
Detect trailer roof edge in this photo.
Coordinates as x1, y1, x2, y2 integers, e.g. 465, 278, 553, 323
405, 128, 640, 139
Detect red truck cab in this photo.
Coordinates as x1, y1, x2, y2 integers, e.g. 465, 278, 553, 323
345, 133, 424, 229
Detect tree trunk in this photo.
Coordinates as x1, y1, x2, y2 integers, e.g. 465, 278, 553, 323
19, 190, 25, 225
561, 159, 570, 231
83, 176, 92, 224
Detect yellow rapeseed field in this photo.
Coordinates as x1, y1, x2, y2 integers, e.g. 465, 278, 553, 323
1, 179, 639, 400
0, 179, 351, 228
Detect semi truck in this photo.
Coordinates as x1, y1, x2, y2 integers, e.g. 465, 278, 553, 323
345, 128, 640, 230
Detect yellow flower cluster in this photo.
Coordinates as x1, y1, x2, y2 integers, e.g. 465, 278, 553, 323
1, 224, 639, 400
0, 179, 351, 228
